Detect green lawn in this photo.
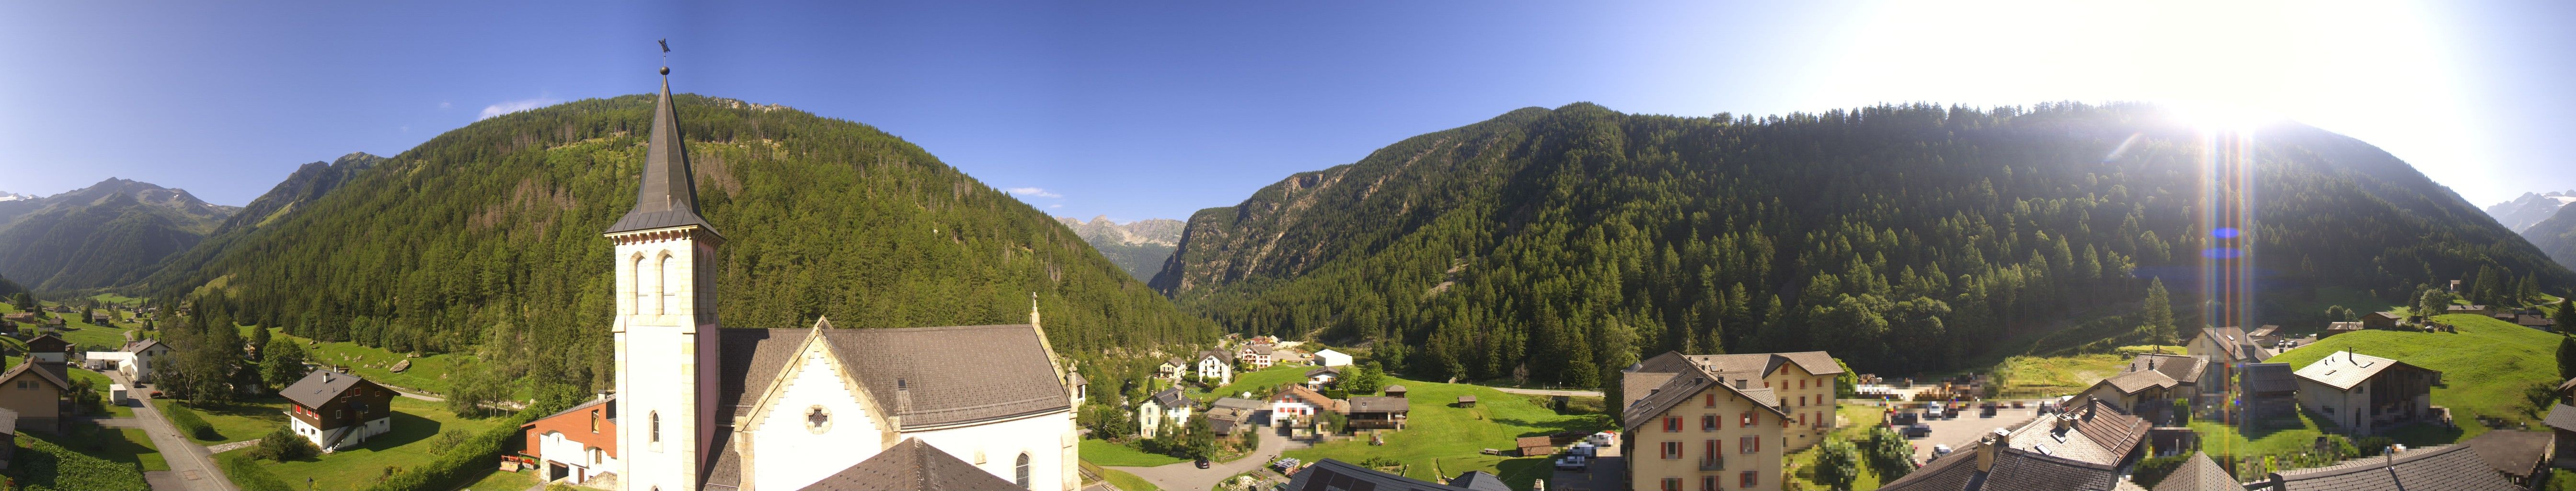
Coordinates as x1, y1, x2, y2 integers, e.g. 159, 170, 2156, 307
170, 397, 293, 444
460, 465, 543, 491
2266, 313, 2560, 444
1198, 364, 1318, 402
1100, 467, 1162, 491
44, 420, 172, 473
1081, 438, 1187, 467
218, 397, 514, 491
1280, 377, 1611, 490
2185, 409, 2327, 460
86, 293, 144, 306
1990, 352, 2132, 398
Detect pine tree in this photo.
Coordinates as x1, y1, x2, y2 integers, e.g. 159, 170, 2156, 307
2557, 297, 2575, 334
2560, 335, 2576, 381
2142, 279, 2175, 349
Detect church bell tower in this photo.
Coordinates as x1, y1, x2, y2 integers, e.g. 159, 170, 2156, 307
609, 63, 724, 491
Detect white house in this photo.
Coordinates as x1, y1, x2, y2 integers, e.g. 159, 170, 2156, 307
1304, 366, 1342, 389
604, 71, 1077, 491
1137, 387, 1191, 439
1268, 385, 1339, 424
1196, 351, 1233, 385
1312, 349, 1352, 367
119, 339, 172, 383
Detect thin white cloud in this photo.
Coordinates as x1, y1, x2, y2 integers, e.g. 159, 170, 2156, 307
1007, 187, 1062, 198
438, 101, 453, 110
1048, 204, 1063, 209
478, 97, 562, 120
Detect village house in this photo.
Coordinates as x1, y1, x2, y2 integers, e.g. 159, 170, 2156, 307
2460, 430, 2553, 488
1874, 398, 2151, 491
2185, 326, 2277, 389
2446, 304, 2493, 316
0, 361, 67, 433
1621, 361, 1789, 491
281, 369, 397, 452
1270, 384, 1340, 425
601, 72, 1083, 491
1137, 387, 1191, 439
1204, 397, 1264, 436
88, 311, 110, 324
2547, 403, 2576, 470
2323, 321, 2366, 338
2363, 311, 2404, 329
0, 409, 17, 468
1157, 357, 1187, 381
1196, 350, 1234, 385
519, 395, 619, 485
1238, 343, 1276, 369
1311, 349, 1352, 367
1384, 385, 1407, 398
23, 335, 69, 364
119, 339, 170, 383
1304, 366, 1342, 389
2246, 441, 2516, 490
1345, 396, 1408, 430
2239, 362, 2300, 421
0, 313, 31, 325
1285, 458, 1513, 491
2293, 351, 2439, 435
2076, 353, 2208, 422
1622, 351, 1842, 451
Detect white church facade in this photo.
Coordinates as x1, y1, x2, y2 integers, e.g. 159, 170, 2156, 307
607, 65, 1076, 491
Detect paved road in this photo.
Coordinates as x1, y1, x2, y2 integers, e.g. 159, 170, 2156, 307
1108, 426, 1296, 491
111, 372, 237, 491
1488, 387, 1605, 397
1899, 405, 2039, 463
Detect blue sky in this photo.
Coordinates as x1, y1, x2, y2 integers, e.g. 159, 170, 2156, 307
4, 1, 2572, 222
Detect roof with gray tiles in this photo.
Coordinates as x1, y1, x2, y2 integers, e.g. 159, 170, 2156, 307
1621, 362, 1784, 433
794, 438, 1023, 491
2125, 354, 2207, 385
715, 322, 1070, 431
278, 369, 376, 409
2257, 444, 2518, 491
605, 72, 718, 236
2463, 430, 2551, 480
2151, 452, 2239, 491
2293, 351, 2434, 391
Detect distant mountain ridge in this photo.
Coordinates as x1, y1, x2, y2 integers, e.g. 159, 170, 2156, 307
129, 152, 384, 292
2485, 190, 2576, 233
0, 177, 239, 291
1057, 215, 1184, 280
2526, 203, 2576, 270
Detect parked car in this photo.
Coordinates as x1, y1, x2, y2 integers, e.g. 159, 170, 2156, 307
1196, 458, 1211, 469
1903, 424, 1932, 438
1926, 407, 1945, 420
1555, 455, 1587, 471
1889, 411, 1920, 426
1932, 444, 1953, 458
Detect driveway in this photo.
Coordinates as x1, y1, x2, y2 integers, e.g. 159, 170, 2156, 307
1108, 425, 1296, 491
110, 372, 237, 491
1898, 404, 2039, 463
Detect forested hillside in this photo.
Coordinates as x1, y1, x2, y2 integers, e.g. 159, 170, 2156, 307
129, 152, 382, 292
147, 94, 1219, 390
1152, 102, 2572, 383
2524, 204, 2576, 270
0, 178, 235, 291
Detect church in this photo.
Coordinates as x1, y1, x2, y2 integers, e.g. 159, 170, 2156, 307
607, 66, 1079, 491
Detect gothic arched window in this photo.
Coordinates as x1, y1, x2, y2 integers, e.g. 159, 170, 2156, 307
657, 251, 678, 314
649, 411, 661, 444
628, 253, 646, 314
647, 251, 671, 315
1015, 452, 1032, 489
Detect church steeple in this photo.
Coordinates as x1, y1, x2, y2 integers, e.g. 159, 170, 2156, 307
605, 65, 720, 237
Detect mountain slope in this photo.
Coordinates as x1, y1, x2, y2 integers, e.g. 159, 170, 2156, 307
150, 94, 1217, 388
2525, 203, 2576, 270
128, 152, 382, 292
1152, 102, 2571, 382
2485, 190, 2576, 233
1057, 215, 1184, 280
0, 179, 236, 291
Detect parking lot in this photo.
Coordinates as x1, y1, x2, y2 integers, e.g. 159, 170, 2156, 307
1889, 404, 2041, 463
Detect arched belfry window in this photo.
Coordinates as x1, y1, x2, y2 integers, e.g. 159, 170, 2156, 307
628, 253, 646, 314
649, 411, 661, 444
645, 251, 670, 315
1015, 452, 1032, 489
657, 251, 678, 315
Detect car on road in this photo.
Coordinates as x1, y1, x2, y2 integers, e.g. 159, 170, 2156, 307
1903, 423, 1932, 438
1926, 406, 1944, 420
1196, 457, 1211, 469
1932, 444, 1953, 458
1555, 455, 1587, 471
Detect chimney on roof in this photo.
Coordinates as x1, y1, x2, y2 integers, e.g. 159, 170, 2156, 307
597, 390, 612, 402
1978, 430, 2005, 472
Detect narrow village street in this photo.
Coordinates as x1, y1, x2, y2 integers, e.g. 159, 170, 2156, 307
1107, 425, 1298, 491
108, 372, 238, 491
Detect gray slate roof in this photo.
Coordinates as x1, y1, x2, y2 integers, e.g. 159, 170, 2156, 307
2546, 404, 2576, 432
794, 438, 1022, 491
1347, 397, 1409, 414
2241, 363, 2299, 396
0, 407, 18, 436
2151, 452, 2238, 491
2255, 444, 2518, 491
2124, 354, 2208, 385
1446, 471, 1510, 491
1875, 444, 2126, 491
279, 369, 373, 409
1621, 361, 1783, 433
604, 73, 719, 236
1149, 387, 1188, 409
2293, 351, 2433, 391
717, 322, 1070, 431
1210, 397, 1266, 411
2462, 430, 2551, 480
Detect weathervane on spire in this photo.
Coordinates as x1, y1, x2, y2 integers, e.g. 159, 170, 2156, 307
657, 39, 671, 75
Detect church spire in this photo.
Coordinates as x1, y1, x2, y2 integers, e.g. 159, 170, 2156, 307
604, 64, 720, 237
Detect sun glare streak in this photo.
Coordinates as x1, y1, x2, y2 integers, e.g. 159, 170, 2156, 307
2198, 120, 2260, 452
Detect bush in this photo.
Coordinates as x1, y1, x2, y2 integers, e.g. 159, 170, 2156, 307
357, 406, 550, 491
1811, 437, 1862, 491
159, 400, 220, 441
248, 427, 319, 462
15, 435, 149, 491
221, 453, 297, 491
1861, 425, 1915, 480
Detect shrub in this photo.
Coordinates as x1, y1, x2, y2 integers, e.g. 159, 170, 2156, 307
221, 453, 296, 491
1811, 437, 1862, 491
159, 400, 220, 441
248, 427, 319, 462
1861, 425, 1915, 480
357, 405, 552, 491
2130, 454, 2192, 488
15, 435, 149, 491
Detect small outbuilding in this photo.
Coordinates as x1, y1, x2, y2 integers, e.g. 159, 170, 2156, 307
1311, 349, 1353, 367
1516, 436, 1553, 457
1383, 385, 1407, 398
1456, 395, 1476, 408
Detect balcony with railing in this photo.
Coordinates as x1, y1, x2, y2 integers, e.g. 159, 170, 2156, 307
1699, 456, 1725, 471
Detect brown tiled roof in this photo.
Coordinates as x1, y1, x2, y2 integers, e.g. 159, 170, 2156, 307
1620, 362, 1783, 433
1276, 384, 1342, 412
2257, 444, 2518, 491
2546, 404, 2576, 432
795, 438, 1022, 491
1981, 446, 2122, 491
24, 335, 68, 353
2070, 402, 2150, 462
1516, 436, 1552, 448
278, 369, 373, 409
2152, 452, 2238, 491
1874, 445, 1983, 491
718, 322, 1070, 431
123, 339, 165, 353
2463, 430, 2551, 480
